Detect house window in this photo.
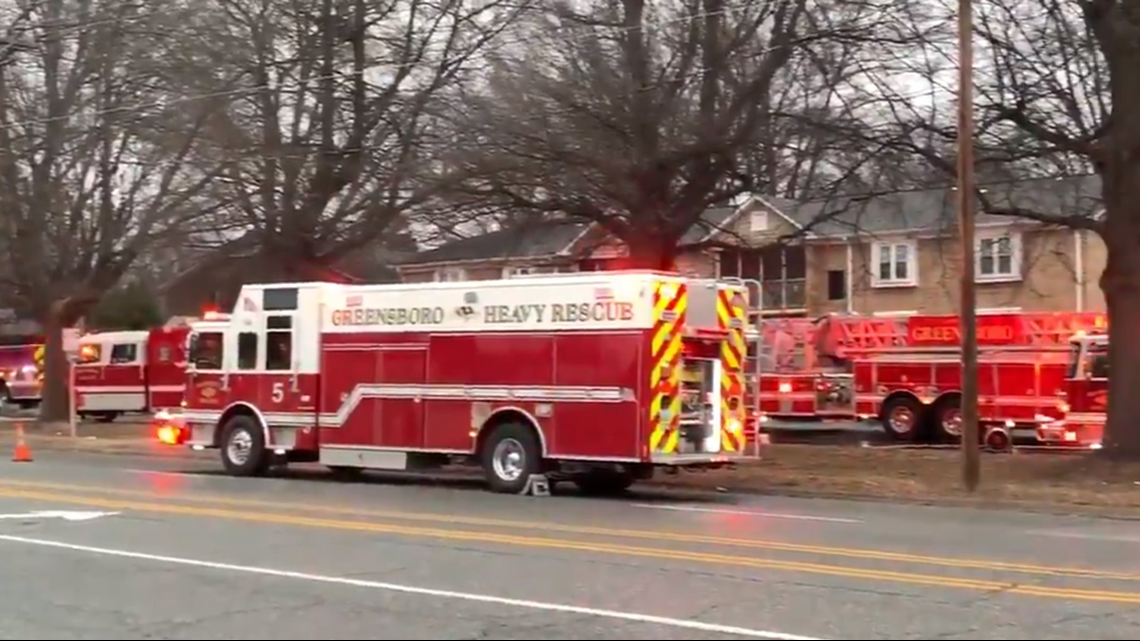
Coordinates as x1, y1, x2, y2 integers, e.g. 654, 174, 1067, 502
749, 209, 768, 232
976, 233, 1021, 281
827, 270, 846, 301
718, 249, 761, 280
720, 246, 805, 310
435, 267, 467, 282
872, 241, 916, 287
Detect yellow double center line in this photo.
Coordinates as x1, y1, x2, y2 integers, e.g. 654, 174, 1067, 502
1, 480, 1139, 603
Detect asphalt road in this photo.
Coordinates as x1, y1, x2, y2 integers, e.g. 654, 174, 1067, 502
2, 451, 1140, 640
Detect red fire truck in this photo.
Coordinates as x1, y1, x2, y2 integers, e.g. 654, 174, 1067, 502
159, 272, 752, 493
748, 311, 1106, 443
1037, 331, 1106, 448
73, 326, 191, 421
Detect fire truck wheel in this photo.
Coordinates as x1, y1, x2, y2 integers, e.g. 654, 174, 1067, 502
881, 396, 923, 442
220, 415, 269, 477
933, 396, 963, 442
481, 422, 542, 494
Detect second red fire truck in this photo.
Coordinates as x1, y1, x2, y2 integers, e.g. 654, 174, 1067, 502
73, 325, 191, 421
159, 271, 752, 494
748, 311, 1105, 443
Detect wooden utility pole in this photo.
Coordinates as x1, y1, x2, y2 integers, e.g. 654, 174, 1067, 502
957, 0, 980, 491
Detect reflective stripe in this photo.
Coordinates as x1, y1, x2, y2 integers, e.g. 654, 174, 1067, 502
184, 384, 630, 429
717, 288, 746, 453
649, 281, 687, 454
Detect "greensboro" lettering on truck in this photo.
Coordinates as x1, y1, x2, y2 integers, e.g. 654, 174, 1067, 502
330, 307, 445, 326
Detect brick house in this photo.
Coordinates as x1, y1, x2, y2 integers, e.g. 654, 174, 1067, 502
395, 175, 1106, 317
706, 175, 1106, 316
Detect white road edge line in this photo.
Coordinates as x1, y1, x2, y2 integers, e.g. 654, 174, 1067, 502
0, 534, 821, 640
631, 504, 862, 524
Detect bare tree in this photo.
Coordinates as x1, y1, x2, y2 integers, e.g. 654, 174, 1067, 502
170, 0, 523, 281
439, 0, 923, 268
0, 0, 218, 420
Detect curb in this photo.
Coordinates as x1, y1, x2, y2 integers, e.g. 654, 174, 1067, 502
10, 437, 199, 458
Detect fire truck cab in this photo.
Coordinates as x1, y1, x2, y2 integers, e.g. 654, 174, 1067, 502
73, 326, 190, 421
1037, 332, 1106, 448
162, 272, 753, 494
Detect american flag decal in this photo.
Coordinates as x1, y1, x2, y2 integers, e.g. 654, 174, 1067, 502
346, 295, 363, 308
594, 287, 613, 300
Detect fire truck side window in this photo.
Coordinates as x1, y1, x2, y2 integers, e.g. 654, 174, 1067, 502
237, 332, 258, 370
110, 343, 137, 364
190, 332, 223, 370
265, 315, 292, 371
1089, 345, 1109, 379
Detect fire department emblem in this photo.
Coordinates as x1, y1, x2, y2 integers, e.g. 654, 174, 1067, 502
455, 291, 479, 320
197, 380, 220, 403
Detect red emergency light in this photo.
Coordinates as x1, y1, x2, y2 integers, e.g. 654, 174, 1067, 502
152, 410, 187, 446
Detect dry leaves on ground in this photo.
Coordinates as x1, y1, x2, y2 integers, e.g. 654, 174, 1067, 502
652, 445, 1140, 512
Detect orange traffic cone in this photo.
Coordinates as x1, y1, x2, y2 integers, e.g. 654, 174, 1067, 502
12, 423, 32, 462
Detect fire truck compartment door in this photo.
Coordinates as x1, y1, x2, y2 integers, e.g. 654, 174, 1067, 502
684, 281, 718, 329
680, 357, 722, 453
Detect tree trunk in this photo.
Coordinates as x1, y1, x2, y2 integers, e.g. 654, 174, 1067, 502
256, 247, 336, 283
624, 233, 678, 271
38, 299, 85, 423
1098, 165, 1140, 459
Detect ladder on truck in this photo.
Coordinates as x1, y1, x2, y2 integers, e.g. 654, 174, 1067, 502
746, 310, 1109, 369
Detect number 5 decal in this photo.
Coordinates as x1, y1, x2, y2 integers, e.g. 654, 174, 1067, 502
271, 382, 285, 403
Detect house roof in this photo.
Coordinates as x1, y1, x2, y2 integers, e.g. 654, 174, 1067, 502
159, 230, 410, 293
397, 219, 590, 266
398, 204, 748, 267
680, 206, 739, 244
768, 174, 1102, 238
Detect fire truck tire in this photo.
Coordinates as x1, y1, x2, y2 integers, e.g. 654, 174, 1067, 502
219, 415, 270, 477
481, 422, 542, 494
932, 395, 963, 442
880, 395, 924, 442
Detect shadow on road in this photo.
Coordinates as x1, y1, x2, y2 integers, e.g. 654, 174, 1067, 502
178, 465, 738, 505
